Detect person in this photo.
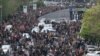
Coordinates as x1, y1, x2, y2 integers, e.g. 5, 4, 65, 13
0, 5, 83, 56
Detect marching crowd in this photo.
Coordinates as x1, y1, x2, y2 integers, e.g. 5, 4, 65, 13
0, 6, 85, 56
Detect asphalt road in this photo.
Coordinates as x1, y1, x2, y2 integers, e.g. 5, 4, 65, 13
38, 9, 70, 22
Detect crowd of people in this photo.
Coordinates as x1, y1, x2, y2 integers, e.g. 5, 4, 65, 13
0, 6, 85, 56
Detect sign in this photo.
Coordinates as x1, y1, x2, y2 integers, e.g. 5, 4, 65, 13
23, 5, 27, 13
33, 4, 37, 10
4, 25, 12, 31
2, 45, 10, 53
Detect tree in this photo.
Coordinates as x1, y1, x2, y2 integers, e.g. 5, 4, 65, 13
80, 5, 100, 43
21, 0, 33, 5
2, 0, 22, 18
36, 0, 45, 8
1, 0, 32, 18
96, 0, 100, 4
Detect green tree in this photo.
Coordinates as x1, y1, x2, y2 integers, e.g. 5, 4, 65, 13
80, 5, 100, 43
36, 0, 45, 8
21, 0, 32, 5
96, 0, 100, 4
1, 0, 32, 18
2, 0, 22, 18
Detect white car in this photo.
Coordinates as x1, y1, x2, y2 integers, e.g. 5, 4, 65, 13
87, 48, 96, 53
41, 24, 56, 33
86, 45, 98, 53
94, 51, 100, 55
86, 51, 100, 56
86, 53, 97, 56
86, 45, 98, 48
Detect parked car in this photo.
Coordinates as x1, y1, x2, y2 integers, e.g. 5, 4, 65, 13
86, 51, 100, 56
86, 45, 98, 53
